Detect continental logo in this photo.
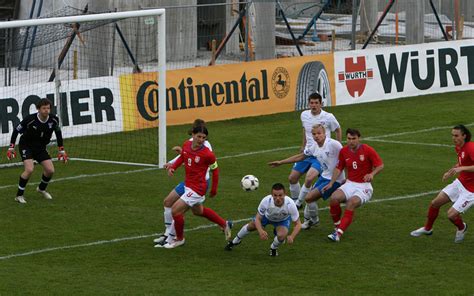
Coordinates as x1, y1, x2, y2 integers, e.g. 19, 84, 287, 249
271, 67, 290, 98
136, 70, 270, 121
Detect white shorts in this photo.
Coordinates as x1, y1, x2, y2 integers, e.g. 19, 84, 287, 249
338, 180, 373, 205
180, 187, 206, 207
442, 179, 474, 214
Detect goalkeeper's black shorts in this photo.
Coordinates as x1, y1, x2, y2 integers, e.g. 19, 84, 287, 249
18, 144, 51, 163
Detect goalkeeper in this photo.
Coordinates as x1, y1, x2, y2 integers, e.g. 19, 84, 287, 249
6, 98, 68, 204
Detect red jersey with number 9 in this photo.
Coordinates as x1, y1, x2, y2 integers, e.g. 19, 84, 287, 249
456, 141, 474, 192
336, 144, 383, 183
176, 140, 216, 196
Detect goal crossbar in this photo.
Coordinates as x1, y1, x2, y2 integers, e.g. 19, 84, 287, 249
0, 9, 168, 168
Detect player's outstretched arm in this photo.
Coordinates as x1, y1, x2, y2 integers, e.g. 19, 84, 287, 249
254, 213, 268, 240
287, 219, 302, 244
268, 153, 305, 167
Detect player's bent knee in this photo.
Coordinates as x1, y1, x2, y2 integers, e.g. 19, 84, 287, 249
163, 194, 178, 207
447, 208, 460, 221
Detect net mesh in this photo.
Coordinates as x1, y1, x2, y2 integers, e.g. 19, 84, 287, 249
0, 8, 164, 167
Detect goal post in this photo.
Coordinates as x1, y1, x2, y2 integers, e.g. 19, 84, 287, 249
0, 8, 167, 168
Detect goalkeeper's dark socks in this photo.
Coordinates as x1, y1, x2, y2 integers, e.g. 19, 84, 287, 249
38, 174, 52, 191
17, 176, 29, 196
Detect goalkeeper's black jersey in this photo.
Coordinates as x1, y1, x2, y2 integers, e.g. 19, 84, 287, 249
12, 113, 63, 148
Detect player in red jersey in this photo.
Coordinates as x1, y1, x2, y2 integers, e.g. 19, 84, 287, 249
162, 125, 232, 249
411, 125, 474, 243
323, 128, 384, 242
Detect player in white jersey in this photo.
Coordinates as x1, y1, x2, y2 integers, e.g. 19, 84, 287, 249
269, 124, 345, 229
154, 119, 214, 247
289, 93, 341, 209
225, 183, 301, 257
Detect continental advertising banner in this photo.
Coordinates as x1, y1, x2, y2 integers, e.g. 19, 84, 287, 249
119, 54, 335, 129
335, 39, 474, 105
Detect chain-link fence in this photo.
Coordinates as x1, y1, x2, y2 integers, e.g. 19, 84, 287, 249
2, 0, 473, 76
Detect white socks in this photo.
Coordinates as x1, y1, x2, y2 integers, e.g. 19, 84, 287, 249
164, 207, 173, 236
232, 223, 251, 244
297, 184, 311, 204
270, 236, 284, 249
304, 201, 319, 223
289, 183, 301, 201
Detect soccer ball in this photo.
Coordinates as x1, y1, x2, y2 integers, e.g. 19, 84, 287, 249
241, 175, 259, 191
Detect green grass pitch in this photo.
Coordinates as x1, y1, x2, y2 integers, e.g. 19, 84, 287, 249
0, 91, 473, 295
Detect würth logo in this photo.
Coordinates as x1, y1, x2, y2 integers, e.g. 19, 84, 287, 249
338, 56, 373, 98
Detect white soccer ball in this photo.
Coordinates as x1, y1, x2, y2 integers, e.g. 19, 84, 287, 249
241, 175, 259, 191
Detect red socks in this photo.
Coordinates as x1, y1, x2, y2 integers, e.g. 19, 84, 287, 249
329, 203, 342, 224
201, 207, 226, 228
173, 214, 184, 240
424, 206, 439, 231
339, 210, 354, 233
451, 215, 465, 230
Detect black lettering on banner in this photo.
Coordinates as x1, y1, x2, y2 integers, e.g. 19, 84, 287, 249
186, 77, 196, 108
46, 92, 70, 126
93, 88, 115, 123
439, 48, 461, 87
166, 87, 177, 111
411, 51, 435, 90
177, 79, 187, 110
21, 95, 41, 118
376, 52, 408, 93
195, 84, 209, 107
248, 78, 261, 101
70, 90, 92, 125
460, 46, 474, 84
224, 80, 239, 104
0, 98, 19, 134
261, 70, 269, 99
137, 80, 159, 121
211, 83, 224, 106
240, 73, 248, 102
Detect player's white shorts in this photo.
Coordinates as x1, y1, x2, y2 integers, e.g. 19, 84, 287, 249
338, 180, 373, 205
442, 178, 474, 213
180, 186, 205, 207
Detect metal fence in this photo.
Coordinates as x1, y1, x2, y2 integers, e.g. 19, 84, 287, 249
2, 0, 473, 75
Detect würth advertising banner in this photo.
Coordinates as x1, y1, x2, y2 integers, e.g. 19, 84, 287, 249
335, 39, 474, 105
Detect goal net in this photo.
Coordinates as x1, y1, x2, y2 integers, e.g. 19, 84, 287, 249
0, 8, 167, 168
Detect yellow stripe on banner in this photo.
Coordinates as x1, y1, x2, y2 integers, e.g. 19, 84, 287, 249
119, 53, 335, 131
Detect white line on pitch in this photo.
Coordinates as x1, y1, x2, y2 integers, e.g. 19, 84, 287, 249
364, 122, 474, 140
0, 123, 464, 190
0, 168, 157, 190
0, 189, 437, 261
364, 139, 453, 148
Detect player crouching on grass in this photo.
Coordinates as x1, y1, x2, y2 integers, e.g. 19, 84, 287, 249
225, 183, 301, 257
6, 98, 68, 204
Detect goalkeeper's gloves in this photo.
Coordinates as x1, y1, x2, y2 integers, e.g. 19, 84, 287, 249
6, 144, 16, 160
58, 146, 68, 163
